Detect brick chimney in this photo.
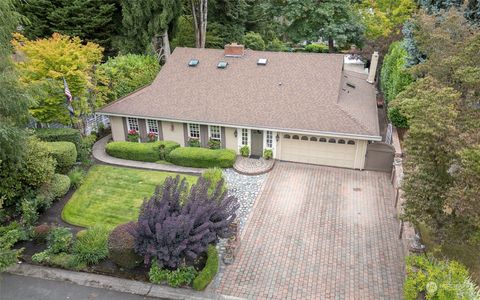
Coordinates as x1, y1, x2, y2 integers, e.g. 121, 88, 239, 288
224, 43, 245, 57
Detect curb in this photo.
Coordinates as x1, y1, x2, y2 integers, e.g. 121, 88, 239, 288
6, 263, 245, 300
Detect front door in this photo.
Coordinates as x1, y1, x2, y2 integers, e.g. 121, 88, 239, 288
251, 130, 264, 158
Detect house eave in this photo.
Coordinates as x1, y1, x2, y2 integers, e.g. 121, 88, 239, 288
97, 112, 382, 141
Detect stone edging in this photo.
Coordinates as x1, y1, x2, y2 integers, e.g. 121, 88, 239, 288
6, 263, 244, 300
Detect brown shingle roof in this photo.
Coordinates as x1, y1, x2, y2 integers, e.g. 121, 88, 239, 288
99, 47, 380, 138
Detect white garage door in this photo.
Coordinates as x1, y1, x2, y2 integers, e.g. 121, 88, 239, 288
280, 135, 357, 168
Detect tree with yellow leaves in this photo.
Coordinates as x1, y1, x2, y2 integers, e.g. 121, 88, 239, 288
12, 33, 104, 125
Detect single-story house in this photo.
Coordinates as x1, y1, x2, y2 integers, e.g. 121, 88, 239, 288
98, 44, 381, 169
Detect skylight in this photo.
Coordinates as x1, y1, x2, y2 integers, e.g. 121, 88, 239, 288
257, 58, 268, 65
188, 59, 199, 67
217, 61, 228, 69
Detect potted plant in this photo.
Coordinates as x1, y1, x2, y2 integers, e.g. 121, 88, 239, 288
240, 145, 250, 157
263, 149, 273, 160
147, 131, 157, 142
127, 129, 139, 142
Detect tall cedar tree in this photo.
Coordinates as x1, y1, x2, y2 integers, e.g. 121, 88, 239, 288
0, 0, 29, 163
132, 176, 239, 269
120, 0, 182, 59
18, 0, 121, 57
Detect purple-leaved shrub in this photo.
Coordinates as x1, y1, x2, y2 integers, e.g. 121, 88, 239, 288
131, 175, 238, 269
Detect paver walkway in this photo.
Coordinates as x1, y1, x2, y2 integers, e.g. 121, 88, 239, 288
216, 162, 405, 300
92, 135, 203, 175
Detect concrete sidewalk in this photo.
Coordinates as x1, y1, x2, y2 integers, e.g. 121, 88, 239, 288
92, 135, 203, 175
6, 263, 243, 300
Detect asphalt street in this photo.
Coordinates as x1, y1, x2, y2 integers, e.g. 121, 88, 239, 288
0, 273, 156, 300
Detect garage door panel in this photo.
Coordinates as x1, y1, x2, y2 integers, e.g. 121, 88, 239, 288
281, 138, 356, 168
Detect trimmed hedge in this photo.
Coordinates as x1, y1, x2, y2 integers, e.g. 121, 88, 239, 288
193, 245, 219, 290
36, 128, 82, 151
48, 142, 77, 173
50, 174, 71, 199
105, 141, 179, 162
167, 147, 236, 168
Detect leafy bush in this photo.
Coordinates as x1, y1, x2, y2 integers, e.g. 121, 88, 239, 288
149, 263, 198, 287
193, 245, 219, 290
404, 255, 480, 300
50, 174, 71, 199
201, 168, 226, 196
46, 227, 73, 254
167, 147, 236, 168
68, 167, 86, 189
108, 222, 142, 269
243, 32, 265, 50
131, 176, 238, 269
20, 198, 38, 227
32, 224, 50, 243
380, 41, 413, 103
106, 141, 179, 162
35, 128, 82, 152
78, 134, 97, 163
267, 38, 288, 52
208, 139, 221, 150
0, 222, 28, 271
188, 138, 201, 147
0, 137, 56, 207
304, 43, 329, 53
263, 149, 273, 160
72, 225, 109, 265
240, 145, 249, 157
47, 142, 77, 173
387, 106, 409, 128
32, 251, 85, 270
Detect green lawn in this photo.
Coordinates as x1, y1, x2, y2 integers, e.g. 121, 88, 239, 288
62, 165, 197, 229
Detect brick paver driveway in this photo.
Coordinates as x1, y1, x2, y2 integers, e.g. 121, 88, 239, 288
217, 162, 405, 299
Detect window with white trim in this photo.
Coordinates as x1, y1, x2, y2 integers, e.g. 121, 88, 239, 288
127, 117, 139, 132
241, 128, 248, 145
209, 125, 221, 141
146, 119, 159, 140
266, 131, 273, 148
188, 123, 200, 139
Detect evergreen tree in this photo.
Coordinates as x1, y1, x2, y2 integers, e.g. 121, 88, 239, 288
0, 0, 30, 163
120, 0, 182, 59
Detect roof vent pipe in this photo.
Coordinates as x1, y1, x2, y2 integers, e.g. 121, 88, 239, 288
367, 51, 379, 84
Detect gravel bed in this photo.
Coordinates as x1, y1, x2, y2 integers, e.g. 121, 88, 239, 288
210, 168, 266, 291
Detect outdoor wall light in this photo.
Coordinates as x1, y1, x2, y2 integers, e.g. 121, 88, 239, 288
234, 129, 237, 138
276, 134, 280, 142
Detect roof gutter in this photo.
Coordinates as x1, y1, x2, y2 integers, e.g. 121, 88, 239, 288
97, 112, 382, 142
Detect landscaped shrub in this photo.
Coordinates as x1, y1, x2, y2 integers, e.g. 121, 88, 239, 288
404, 255, 480, 300
263, 149, 273, 160
78, 134, 97, 163
193, 245, 219, 291
32, 251, 85, 270
167, 147, 236, 168
50, 174, 71, 199
387, 105, 409, 129
48, 142, 77, 173
208, 139, 221, 150
106, 141, 179, 162
240, 145, 249, 157
68, 167, 86, 189
201, 168, 226, 195
108, 222, 142, 269
380, 41, 413, 103
149, 263, 198, 287
72, 226, 109, 265
304, 43, 329, 53
0, 222, 27, 271
32, 224, 51, 243
46, 227, 73, 254
131, 176, 238, 269
20, 198, 39, 227
188, 138, 201, 147
35, 128, 82, 152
